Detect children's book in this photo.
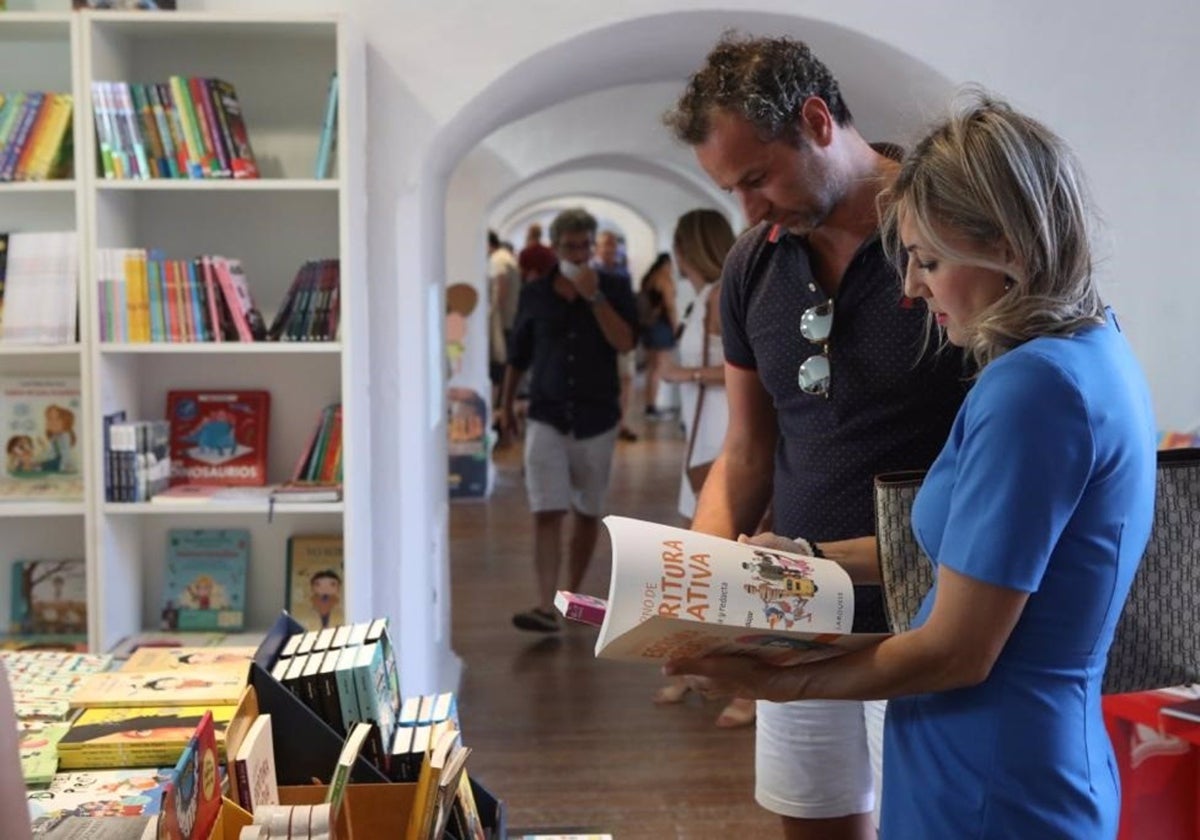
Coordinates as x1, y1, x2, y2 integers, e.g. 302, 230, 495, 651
10, 558, 87, 635
119, 645, 256, 673
314, 72, 338, 179
30, 815, 156, 839
26, 767, 173, 820
166, 390, 270, 487
162, 529, 249, 631
0, 377, 83, 501
573, 516, 889, 664
158, 710, 222, 840
19, 721, 70, 785
285, 534, 344, 632
68, 668, 247, 710
56, 705, 237, 769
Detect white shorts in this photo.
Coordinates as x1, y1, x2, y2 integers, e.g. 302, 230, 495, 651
523, 420, 618, 517
756, 698, 886, 824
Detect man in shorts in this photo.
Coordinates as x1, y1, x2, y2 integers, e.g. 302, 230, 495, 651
664, 33, 968, 838
501, 208, 638, 632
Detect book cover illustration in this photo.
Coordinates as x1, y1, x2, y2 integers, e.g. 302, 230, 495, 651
158, 711, 221, 840
162, 529, 249, 631
119, 646, 256, 673
26, 767, 172, 820
232, 713, 278, 812
0, 377, 83, 501
56, 705, 236, 769
590, 516, 889, 664
166, 390, 269, 487
285, 534, 344, 631
10, 559, 87, 636
68, 668, 247, 710
448, 387, 488, 499
19, 721, 70, 785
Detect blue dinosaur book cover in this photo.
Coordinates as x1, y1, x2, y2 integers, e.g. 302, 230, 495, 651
162, 529, 248, 631
166, 390, 270, 486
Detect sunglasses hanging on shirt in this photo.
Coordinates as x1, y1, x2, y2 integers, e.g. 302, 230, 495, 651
797, 300, 833, 397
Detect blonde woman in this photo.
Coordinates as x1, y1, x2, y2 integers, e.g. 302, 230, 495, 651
653, 208, 755, 728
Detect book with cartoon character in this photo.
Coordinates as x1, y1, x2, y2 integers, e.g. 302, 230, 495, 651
166, 390, 269, 487
68, 668, 247, 710
162, 529, 249, 632
0, 377, 83, 501
56, 705, 237, 769
158, 711, 222, 840
572, 516, 889, 665
10, 558, 87, 636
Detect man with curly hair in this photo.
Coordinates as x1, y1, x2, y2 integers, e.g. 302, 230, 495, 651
664, 33, 968, 840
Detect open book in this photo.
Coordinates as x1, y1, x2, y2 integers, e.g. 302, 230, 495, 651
575, 516, 889, 664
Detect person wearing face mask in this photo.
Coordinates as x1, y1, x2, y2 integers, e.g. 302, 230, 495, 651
501, 207, 639, 633
667, 94, 1156, 839
662, 32, 968, 840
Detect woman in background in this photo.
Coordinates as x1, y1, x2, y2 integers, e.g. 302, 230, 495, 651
653, 209, 755, 728
637, 253, 678, 418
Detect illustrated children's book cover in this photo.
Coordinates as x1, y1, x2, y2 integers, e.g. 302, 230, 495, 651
285, 534, 344, 631
68, 668, 247, 710
10, 558, 87, 636
118, 646, 256, 674
166, 390, 270, 487
0, 377, 83, 501
158, 711, 221, 840
162, 529, 249, 632
56, 705, 237, 770
26, 767, 173, 821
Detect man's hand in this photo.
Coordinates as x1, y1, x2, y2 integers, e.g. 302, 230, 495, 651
498, 403, 519, 442
570, 264, 600, 301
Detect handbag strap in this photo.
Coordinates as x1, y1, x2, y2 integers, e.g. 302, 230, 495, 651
684, 287, 713, 470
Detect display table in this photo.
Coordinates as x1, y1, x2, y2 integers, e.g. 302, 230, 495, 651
1103, 689, 1200, 840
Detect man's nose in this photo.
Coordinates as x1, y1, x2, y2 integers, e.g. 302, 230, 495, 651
737, 189, 769, 227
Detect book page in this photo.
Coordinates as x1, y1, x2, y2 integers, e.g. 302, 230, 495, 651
596, 516, 886, 664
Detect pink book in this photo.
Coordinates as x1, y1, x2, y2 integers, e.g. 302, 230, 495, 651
554, 591, 608, 627
201, 256, 222, 341
211, 256, 253, 341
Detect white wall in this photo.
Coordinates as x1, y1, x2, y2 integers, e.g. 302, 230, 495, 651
187, 0, 1200, 690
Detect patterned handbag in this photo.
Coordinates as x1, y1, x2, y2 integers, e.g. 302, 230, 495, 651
873, 448, 1200, 695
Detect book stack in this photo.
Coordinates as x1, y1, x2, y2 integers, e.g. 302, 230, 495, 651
269, 259, 340, 342
90, 77, 258, 180
0, 232, 79, 346
269, 619, 401, 774
271, 404, 342, 506
0, 92, 74, 182
388, 691, 458, 783
95, 250, 266, 344
102, 416, 170, 502
0, 650, 112, 786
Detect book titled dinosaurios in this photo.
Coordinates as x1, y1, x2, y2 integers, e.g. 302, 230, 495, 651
166, 390, 270, 486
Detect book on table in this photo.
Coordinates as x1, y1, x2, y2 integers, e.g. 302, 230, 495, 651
563, 516, 890, 664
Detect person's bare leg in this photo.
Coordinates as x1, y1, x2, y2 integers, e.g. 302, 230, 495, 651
533, 510, 565, 611
781, 815, 875, 840
566, 511, 600, 593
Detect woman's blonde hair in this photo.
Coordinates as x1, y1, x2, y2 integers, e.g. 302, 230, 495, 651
880, 91, 1105, 369
673, 209, 736, 284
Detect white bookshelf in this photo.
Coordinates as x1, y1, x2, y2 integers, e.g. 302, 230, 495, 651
0, 10, 368, 652
0, 10, 89, 644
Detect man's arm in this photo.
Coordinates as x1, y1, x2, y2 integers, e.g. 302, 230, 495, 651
573, 266, 635, 352
690, 363, 777, 539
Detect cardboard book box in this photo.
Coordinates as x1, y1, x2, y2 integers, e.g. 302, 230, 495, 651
237, 612, 505, 840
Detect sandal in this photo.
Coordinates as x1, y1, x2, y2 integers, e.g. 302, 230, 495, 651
715, 697, 757, 728
653, 679, 691, 704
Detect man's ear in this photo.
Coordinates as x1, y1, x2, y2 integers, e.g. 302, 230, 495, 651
799, 96, 835, 147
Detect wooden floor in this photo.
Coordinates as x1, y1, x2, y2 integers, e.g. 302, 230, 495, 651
450, 416, 779, 840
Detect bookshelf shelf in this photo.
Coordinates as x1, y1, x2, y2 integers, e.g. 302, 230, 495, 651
0, 344, 81, 356
103, 501, 344, 516
99, 342, 342, 355
94, 179, 340, 192
0, 181, 77, 194
0, 501, 86, 518
0, 12, 73, 35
